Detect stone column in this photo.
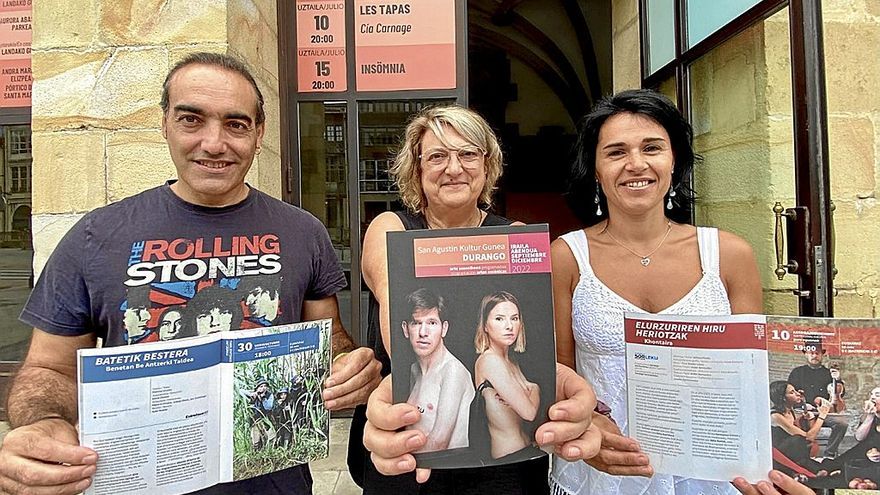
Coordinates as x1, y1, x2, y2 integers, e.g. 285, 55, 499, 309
30, 0, 280, 276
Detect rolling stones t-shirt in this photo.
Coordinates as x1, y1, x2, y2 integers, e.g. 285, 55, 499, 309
20, 183, 345, 494
22, 183, 345, 345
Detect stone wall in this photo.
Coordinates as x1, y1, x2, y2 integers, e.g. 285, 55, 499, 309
822, 0, 880, 318
30, 0, 280, 277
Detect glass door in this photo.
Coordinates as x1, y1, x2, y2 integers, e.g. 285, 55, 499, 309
298, 102, 354, 331
688, 7, 799, 315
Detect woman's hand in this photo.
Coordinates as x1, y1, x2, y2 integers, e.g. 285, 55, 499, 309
362, 376, 432, 483
585, 412, 653, 476
816, 402, 831, 416
535, 364, 600, 461
732, 470, 816, 495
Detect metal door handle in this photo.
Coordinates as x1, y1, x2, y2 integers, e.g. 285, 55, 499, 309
773, 202, 799, 280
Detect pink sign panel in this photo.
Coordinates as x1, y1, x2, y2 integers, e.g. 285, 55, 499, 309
355, 0, 456, 91
0, 1, 31, 108
296, 0, 347, 92
413, 232, 550, 278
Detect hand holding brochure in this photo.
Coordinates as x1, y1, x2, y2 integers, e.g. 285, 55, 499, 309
625, 313, 880, 491
77, 320, 332, 495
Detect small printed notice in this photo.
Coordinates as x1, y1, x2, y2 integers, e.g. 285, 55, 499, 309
78, 320, 332, 495
296, 0, 347, 92
388, 224, 555, 469
355, 0, 456, 91
625, 313, 772, 483
0, 0, 31, 107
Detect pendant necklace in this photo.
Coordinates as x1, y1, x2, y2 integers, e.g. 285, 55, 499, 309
602, 221, 673, 267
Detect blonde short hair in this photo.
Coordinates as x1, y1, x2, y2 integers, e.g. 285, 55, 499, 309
389, 105, 504, 214
474, 291, 526, 353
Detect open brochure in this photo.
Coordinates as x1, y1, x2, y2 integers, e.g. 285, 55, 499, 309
625, 313, 880, 491
387, 224, 556, 469
77, 319, 332, 495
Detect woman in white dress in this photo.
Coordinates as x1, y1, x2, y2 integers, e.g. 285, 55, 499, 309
549, 89, 765, 495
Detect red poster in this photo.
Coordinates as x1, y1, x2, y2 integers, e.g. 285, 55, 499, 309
355, 0, 456, 91
296, 0, 347, 93
0, 1, 31, 108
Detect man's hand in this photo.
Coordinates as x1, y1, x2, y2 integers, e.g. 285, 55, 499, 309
732, 470, 817, 495
584, 413, 653, 476
362, 376, 432, 483
535, 364, 599, 461
323, 347, 382, 411
0, 418, 98, 494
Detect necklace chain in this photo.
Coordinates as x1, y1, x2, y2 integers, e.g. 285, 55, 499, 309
426, 208, 482, 230
602, 221, 672, 267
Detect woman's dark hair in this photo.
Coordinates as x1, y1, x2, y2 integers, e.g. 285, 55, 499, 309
769, 380, 791, 413
566, 89, 698, 225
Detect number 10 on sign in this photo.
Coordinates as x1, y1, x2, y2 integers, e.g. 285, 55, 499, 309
296, 0, 347, 92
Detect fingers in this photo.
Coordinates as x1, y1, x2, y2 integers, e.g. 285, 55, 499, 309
323, 348, 382, 410
538, 365, 595, 446
732, 477, 762, 495
0, 457, 95, 495
767, 470, 815, 495
551, 422, 602, 461
362, 375, 426, 476
363, 411, 426, 475
13, 419, 96, 466
732, 471, 813, 495
0, 420, 98, 495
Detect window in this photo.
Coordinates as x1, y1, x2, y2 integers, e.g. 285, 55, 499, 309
10, 164, 30, 193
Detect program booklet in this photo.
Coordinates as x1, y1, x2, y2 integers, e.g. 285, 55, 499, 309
77, 319, 332, 495
388, 224, 556, 469
625, 313, 880, 491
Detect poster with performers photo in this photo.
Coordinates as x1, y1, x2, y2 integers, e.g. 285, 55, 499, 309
388, 224, 556, 469
623, 313, 880, 491
767, 316, 880, 492
77, 319, 331, 495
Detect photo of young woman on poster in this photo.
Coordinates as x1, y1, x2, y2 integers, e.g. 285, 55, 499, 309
472, 291, 541, 460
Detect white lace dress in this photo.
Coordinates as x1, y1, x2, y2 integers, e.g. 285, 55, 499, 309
550, 227, 739, 495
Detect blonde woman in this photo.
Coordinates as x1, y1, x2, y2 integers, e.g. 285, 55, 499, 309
473, 291, 540, 460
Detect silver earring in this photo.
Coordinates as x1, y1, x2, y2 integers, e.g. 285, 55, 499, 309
594, 180, 602, 216
666, 187, 676, 210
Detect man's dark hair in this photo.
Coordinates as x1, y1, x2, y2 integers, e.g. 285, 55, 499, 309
160, 51, 266, 125
405, 288, 446, 321
237, 275, 281, 298
186, 284, 244, 330
567, 89, 697, 225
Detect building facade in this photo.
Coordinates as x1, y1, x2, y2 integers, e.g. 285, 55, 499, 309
0, 1, 876, 406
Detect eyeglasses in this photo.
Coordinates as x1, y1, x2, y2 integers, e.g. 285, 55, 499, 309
419, 146, 486, 168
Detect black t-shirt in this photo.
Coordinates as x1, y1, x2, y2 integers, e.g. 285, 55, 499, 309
788, 364, 832, 404
22, 183, 346, 494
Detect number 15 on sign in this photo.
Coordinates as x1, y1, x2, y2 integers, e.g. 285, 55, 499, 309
296, 0, 347, 92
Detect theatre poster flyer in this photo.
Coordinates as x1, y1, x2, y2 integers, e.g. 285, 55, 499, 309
387, 224, 556, 469
77, 319, 332, 495
625, 313, 880, 491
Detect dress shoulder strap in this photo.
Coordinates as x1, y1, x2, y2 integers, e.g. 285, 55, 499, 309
394, 211, 427, 230
560, 229, 594, 278
696, 226, 721, 274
